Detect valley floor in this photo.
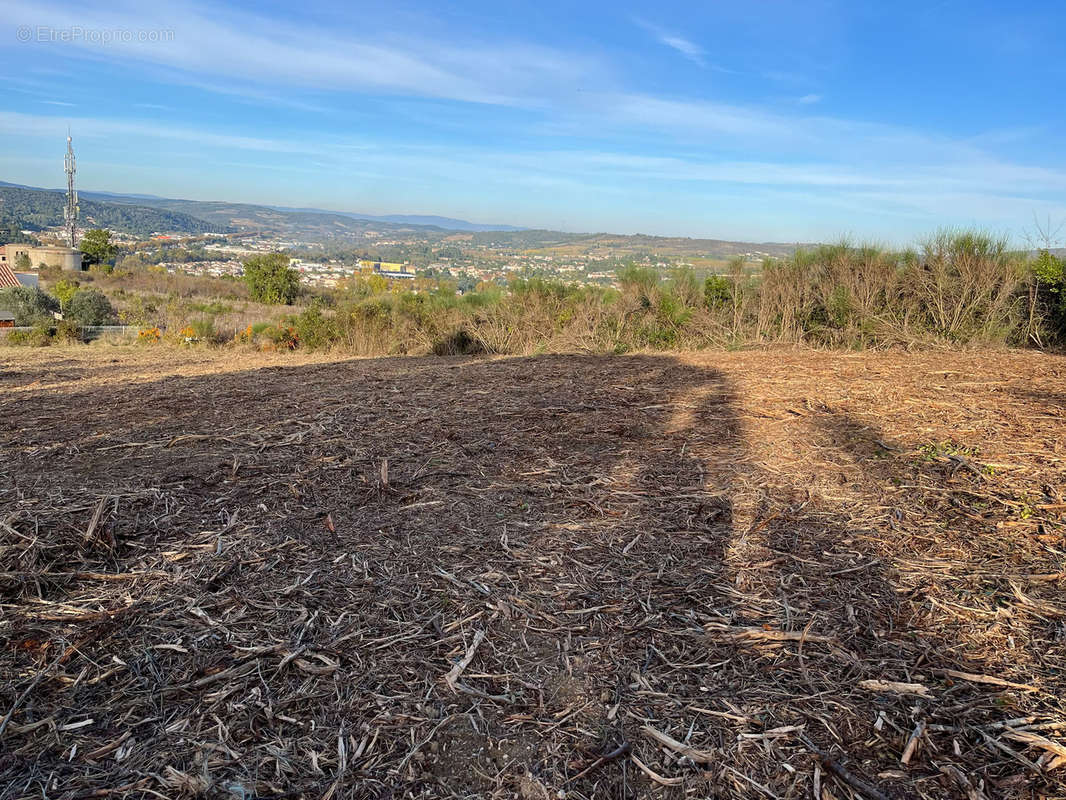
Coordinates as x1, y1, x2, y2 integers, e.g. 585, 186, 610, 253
1, 346, 1065, 798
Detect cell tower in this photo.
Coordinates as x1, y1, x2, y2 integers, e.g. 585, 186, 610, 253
64, 132, 78, 248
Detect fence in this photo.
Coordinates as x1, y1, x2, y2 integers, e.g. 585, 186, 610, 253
0, 325, 139, 341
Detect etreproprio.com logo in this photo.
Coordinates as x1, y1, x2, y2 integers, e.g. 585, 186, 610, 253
17, 26, 175, 44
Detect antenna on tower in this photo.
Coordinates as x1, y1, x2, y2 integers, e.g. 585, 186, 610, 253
64, 131, 78, 248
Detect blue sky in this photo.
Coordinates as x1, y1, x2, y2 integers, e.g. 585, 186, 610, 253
1, 0, 1064, 243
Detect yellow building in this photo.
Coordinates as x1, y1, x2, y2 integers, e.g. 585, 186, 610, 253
359, 259, 414, 278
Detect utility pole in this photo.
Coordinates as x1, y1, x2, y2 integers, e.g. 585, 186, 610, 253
64, 132, 78, 248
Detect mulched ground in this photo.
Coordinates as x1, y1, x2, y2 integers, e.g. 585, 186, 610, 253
1, 346, 1064, 800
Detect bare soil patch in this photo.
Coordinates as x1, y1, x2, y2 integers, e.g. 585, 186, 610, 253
1, 346, 1064, 799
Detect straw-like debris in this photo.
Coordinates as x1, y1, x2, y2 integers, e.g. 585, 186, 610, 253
1, 347, 1064, 799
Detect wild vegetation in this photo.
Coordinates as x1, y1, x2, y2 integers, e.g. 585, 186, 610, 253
5, 231, 1066, 354
272, 232, 1066, 355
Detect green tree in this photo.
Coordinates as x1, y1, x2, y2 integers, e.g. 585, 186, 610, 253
67, 288, 116, 326
13, 252, 31, 271
1031, 249, 1066, 341
704, 275, 732, 309
53, 278, 80, 311
243, 253, 300, 304
0, 286, 60, 325
80, 228, 117, 269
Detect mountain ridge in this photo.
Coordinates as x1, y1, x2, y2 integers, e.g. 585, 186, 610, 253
0, 182, 522, 233
0, 180, 810, 256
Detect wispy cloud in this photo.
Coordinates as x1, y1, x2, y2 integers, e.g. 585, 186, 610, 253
587, 93, 1005, 168
5, 0, 602, 108
15, 104, 1064, 202
2, 0, 1061, 240
633, 18, 708, 68
0, 110, 354, 155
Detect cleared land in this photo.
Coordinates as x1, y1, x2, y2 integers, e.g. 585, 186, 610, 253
1, 346, 1065, 799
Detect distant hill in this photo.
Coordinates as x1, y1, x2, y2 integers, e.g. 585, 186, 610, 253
269, 206, 525, 232
0, 181, 807, 257
84, 193, 523, 235
457, 229, 805, 259
0, 183, 230, 237
75, 192, 458, 240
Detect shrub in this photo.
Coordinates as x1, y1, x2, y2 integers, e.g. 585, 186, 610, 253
263, 324, 299, 350
668, 268, 702, 307
236, 321, 276, 345
290, 304, 339, 350
243, 253, 300, 304
906, 231, 1023, 343
118, 295, 160, 327
67, 288, 116, 326
704, 275, 732, 309
617, 266, 659, 299
54, 319, 84, 343
189, 318, 218, 342
1030, 250, 1066, 343
5, 324, 54, 347
432, 328, 484, 356
176, 321, 218, 345
0, 286, 60, 326
510, 277, 583, 304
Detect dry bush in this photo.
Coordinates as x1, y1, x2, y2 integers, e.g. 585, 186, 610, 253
53, 231, 1062, 356
904, 231, 1025, 343
79, 268, 251, 300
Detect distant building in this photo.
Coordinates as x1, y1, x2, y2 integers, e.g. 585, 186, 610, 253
0, 261, 39, 288
0, 262, 39, 326
0, 244, 83, 271
360, 259, 415, 279
0, 263, 24, 289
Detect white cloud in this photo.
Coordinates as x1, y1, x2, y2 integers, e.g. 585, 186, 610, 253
2, 1, 1061, 240
3, 0, 602, 107
0, 110, 347, 155
7, 105, 1064, 216
583, 93, 1017, 171
633, 18, 708, 67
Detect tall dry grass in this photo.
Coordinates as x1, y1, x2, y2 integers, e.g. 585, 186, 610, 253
30, 231, 1066, 356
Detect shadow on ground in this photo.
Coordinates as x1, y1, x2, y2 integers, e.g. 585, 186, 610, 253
0, 353, 1062, 799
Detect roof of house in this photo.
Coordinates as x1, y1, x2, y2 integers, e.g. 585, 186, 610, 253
0, 263, 22, 289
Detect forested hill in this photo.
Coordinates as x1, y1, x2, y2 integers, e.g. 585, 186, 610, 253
0, 185, 231, 236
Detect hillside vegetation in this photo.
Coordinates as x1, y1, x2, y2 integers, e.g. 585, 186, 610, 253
0, 186, 230, 236
8, 230, 1066, 354
265, 232, 1066, 355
